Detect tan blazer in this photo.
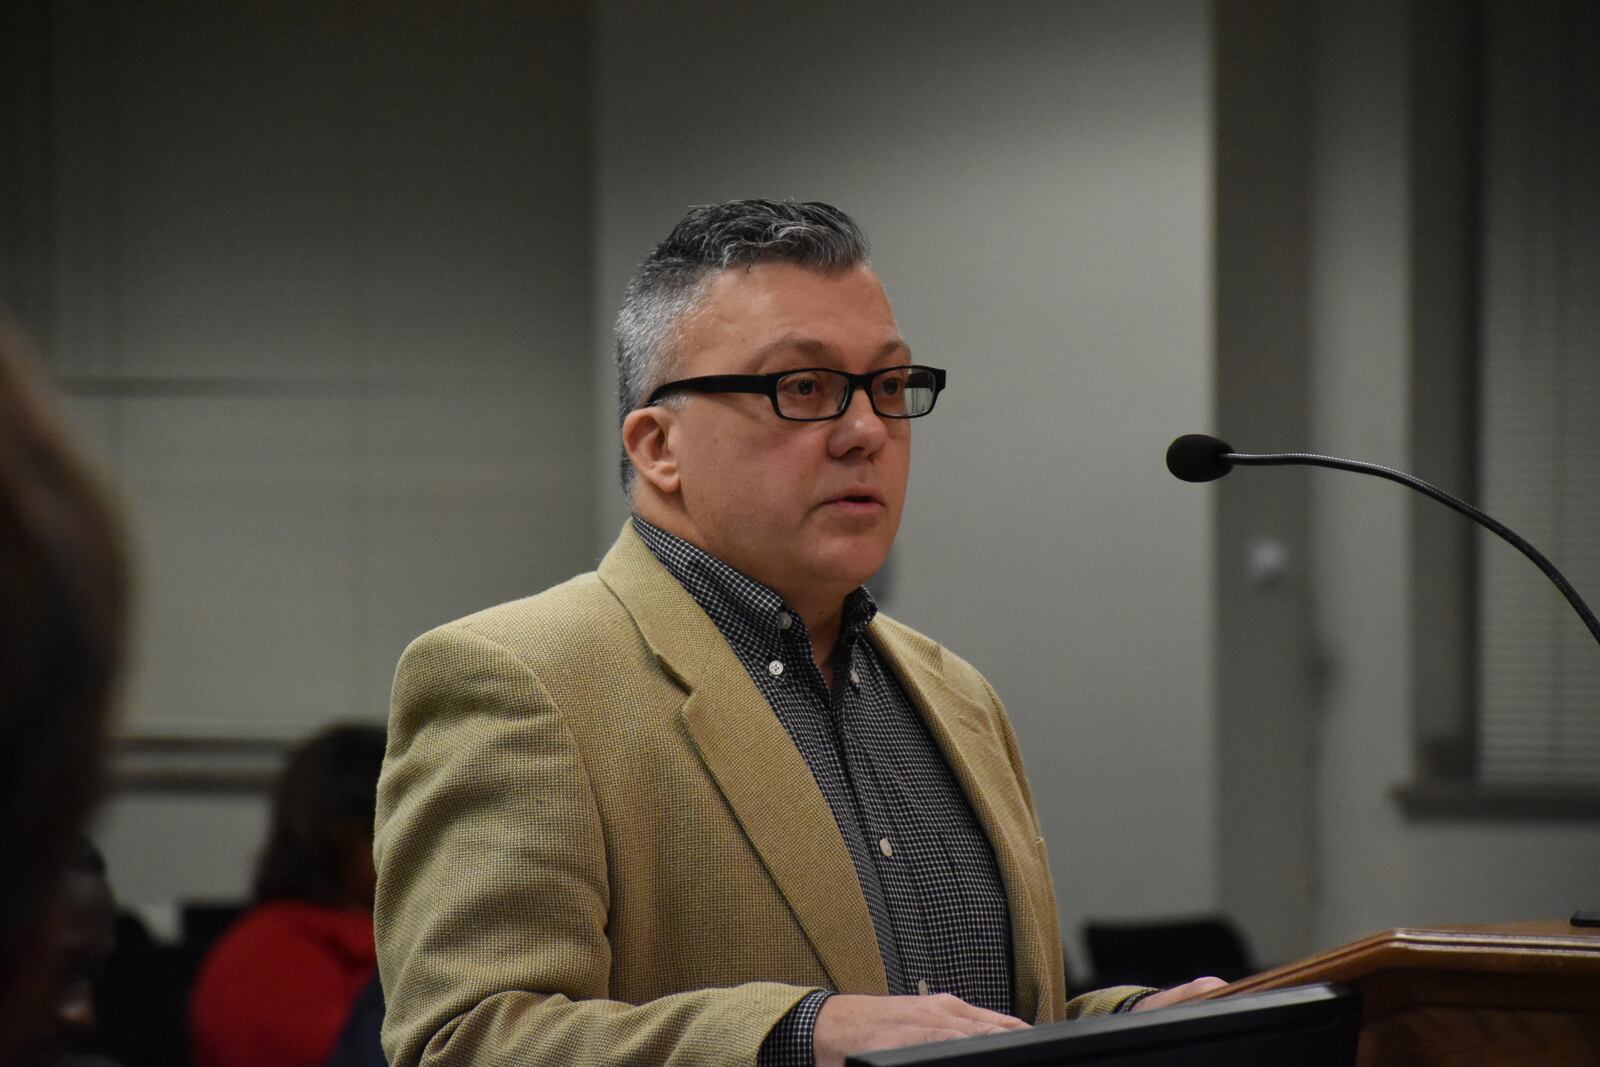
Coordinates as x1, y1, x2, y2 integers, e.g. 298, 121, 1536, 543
374, 524, 1138, 1066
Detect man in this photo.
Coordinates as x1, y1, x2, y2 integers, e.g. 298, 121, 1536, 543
373, 200, 1221, 1067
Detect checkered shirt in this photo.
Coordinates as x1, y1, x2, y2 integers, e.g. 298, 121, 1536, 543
633, 517, 1014, 1067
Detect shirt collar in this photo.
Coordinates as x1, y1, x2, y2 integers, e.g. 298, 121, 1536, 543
631, 515, 878, 649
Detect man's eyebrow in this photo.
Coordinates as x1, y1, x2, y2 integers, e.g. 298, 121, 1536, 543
748, 335, 912, 367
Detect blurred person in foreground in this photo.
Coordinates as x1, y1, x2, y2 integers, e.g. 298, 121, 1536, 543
0, 323, 127, 1066
14, 840, 124, 1067
188, 725, 386, 1067
374, 200, 1223, 1067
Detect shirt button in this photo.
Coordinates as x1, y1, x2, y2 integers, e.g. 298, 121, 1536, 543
917, 978, 931, 996
775, 611, 793, 630
767, 660, 784, 676
878, 837, 893, 858
849, 668, 861, 687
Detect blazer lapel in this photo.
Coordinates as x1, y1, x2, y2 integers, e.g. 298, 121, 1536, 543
871, 625, 1052, 1022
599, 525, 888, 995
677, 666, 889, 994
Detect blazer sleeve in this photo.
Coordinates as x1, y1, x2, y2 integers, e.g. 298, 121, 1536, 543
374, 624, 813, 1067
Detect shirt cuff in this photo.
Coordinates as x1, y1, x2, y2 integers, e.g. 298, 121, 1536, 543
757, 989, 831, 1067
1113, 987, 1161, 1013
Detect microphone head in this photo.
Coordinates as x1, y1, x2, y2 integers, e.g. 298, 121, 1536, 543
1167, 434, 1235, 482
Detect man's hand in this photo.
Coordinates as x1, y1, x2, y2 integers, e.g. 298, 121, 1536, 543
813, 993, 1030, 1067
1129, 976, 1229, 1012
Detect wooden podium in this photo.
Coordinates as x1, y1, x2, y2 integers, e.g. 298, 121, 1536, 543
1203, 921, 1600, 1066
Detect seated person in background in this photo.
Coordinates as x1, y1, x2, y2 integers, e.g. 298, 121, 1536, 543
0, 322, 128, 1065
374, 200, 1222, 1067
319, 972, 386, 1067
188, 725, 387, 1067
15, 839, 126, 1067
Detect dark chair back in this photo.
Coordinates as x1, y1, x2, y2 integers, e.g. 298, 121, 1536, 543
1083, 914, 1256, 989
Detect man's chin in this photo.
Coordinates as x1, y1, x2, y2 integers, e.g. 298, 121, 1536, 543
730, 528, 896, 604
812, 545, 895, 596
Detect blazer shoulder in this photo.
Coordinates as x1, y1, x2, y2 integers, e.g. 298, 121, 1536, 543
403, 570, 637, 672
870, 612, 994, 704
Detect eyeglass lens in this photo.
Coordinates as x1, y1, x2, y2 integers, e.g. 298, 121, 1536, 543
775, 367, 938, 419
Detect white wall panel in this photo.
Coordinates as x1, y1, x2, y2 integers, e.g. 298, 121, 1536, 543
11, 2, 597, 908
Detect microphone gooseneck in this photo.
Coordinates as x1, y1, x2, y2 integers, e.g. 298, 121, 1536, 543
1166, 434, 1600, 649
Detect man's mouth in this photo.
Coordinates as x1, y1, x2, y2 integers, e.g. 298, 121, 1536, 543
824, 490, 885, 509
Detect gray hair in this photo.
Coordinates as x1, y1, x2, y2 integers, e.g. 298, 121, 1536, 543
614, 199, 870, 495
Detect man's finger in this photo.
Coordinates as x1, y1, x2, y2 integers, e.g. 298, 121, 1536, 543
1131, 976, 1230, 1012
924, 993, 1031, 1029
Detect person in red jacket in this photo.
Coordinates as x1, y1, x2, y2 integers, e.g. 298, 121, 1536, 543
188, 725, 386, 1067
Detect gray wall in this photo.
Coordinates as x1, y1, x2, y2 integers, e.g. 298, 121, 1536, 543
592, 0, 1220, 973
1214, 0, 1320, 967
3, 2, 598, 912
3, 0, 1591, 979
1217, 0, 1600, 962
1303, 0, 1599, 950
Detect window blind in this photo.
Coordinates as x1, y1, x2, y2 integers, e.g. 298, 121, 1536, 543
1477, 0, 1600, 786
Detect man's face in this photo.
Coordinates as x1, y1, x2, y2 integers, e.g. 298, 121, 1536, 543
662, 261, 911, 608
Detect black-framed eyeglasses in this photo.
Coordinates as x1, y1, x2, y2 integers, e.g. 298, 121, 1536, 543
644, 364, 947, 422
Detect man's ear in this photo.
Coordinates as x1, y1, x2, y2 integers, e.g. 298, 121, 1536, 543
622, 405, 682, 496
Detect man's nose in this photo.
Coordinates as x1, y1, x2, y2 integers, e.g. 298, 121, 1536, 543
829, 385, 889, 453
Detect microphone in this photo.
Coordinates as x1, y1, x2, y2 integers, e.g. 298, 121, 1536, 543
1166, 434, 1236, 483
1166, 434, 1600, 648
